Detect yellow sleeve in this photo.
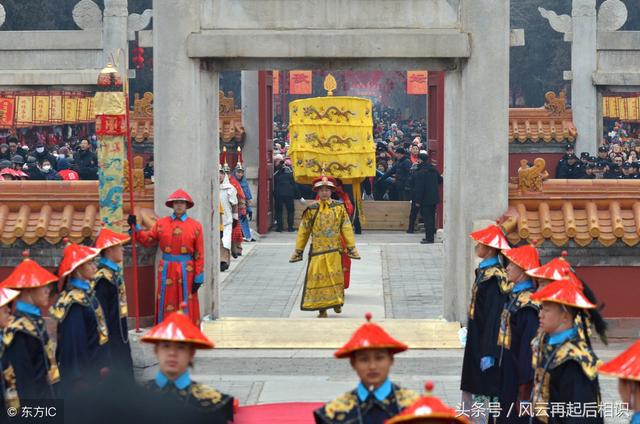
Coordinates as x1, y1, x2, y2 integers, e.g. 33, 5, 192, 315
339, 205, 356, 248
295, 207, 314, 251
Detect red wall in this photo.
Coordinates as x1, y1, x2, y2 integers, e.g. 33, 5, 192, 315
509, 153, 564, 178
0, 265, 156, 318
575, 266, 639, 318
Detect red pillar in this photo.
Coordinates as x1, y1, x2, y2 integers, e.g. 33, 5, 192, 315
257, 71, 274, 234
428, 71, 445, 229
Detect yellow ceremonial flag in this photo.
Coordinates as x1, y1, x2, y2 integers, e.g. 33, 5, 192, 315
617, 97, 626, 121
50, 95, 63, 123
34, 95, 50, 124
16, 96, 33, 126
626, 97, 638, 121
77, 97, 89, 122
88, 96, 96, 120
64, 97, 78, 123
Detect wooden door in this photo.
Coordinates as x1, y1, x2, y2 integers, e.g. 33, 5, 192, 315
258, 71, 274, 234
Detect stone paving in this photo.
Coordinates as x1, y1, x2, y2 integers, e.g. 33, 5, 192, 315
220, 231, 442, 319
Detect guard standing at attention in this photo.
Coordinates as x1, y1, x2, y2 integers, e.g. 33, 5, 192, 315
497, 244, 540, 423
314, 313, 419, 424
51, 241, 110, 395
460, 224, 512, 412
128, 189, 205, 324
529, 272, 603, 424
141, 307, 234, 422
598, 340, 640, 424
93, 228, 134, 379
0, 252, 61, 408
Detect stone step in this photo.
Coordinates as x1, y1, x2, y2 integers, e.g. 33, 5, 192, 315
201, 318, 462, 349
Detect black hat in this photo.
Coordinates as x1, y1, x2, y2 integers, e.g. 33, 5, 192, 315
589, 156, 597, 162
595, 161, 607, 169
580, 152, 590, 158
418, 152, 429, 162
586, 163, 596, 169
598, 146, 609, 153
11, 155, 23, 164
26, 156, 36, 164
395, 147, 406, 155
565, 143, 575, 151
6, 135, 18, 144
35, 141, 44, 148
622, 162, 633, 169
567, 154, 578, 160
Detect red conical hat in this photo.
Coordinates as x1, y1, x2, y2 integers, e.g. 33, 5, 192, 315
140, 310, 214, 349
530, 271, 595, 309
165, 189, 194, 209
0, 251, 58, 289
312, 175, 337, 192
334, 313, 408, 358
94, 227, 130, 251
0, 287, 20, 308
526, 251, 572, 280
599, 340, 640, 382
469, 225, 511, 250
502, 244, 540, 271
57, 241, 100, 280
385, 382, 470, 424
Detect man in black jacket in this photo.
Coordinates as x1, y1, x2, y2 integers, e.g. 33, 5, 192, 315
75, 139, 99, 180
379, 147, 412, 201
411, 153, 442, 244
273, 159, 301, 232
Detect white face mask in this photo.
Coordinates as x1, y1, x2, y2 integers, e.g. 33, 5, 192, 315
42, 165, 51, 172
36, 147, 45, 153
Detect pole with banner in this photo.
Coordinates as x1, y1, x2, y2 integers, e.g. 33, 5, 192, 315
95, 60, 142, 331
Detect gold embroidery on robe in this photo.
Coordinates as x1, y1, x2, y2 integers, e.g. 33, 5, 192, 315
323, 392, 358, 420
50, 288, 110, 346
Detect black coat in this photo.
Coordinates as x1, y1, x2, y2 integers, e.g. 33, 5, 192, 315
74, 149, 99, 180
411, 162, 443, 205
274, 167, 300, 198
381, 155, 412, 191
94, 264, 134, 380
555, 162, 585, 179
461, 261, 511, 397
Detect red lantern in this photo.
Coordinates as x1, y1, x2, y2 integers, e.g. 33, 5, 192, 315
132, 46, 145, 70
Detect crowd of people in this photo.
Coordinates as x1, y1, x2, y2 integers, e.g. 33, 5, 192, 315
555, 122, 640, 179
0, 135, 100, 181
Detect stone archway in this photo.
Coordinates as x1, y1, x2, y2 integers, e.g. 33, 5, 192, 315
153, 0, 510, 323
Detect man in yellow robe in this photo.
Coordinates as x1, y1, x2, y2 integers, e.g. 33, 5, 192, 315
290, 175, 360, 318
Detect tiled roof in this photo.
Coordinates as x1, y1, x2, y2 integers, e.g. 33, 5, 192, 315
502, 179, 640, 247
0, 181, 156, 245
509, 108, 577, 144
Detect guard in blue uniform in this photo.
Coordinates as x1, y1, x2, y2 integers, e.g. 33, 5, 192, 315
50, 241, 110, 395
314, 313, 418, 424
461, 225, 512, 406
530, 274, 603, 424
497, 244, 541, 423
140, 308, 234, 422
0, 253, 61, 409
93, 228, 134, 379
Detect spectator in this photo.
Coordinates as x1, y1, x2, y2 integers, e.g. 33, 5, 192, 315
555, 154, 585, 179
57, 157, 80, 181
144, 161, 154, 179
7, 137, 25, 160
37, 158, 62, 181
75, 139, 99, 180
378, 147, 412, 201
273, 158, 301, 232
410, 152, 443, 244
33, 141, 57, 166
0, 143, 10, 161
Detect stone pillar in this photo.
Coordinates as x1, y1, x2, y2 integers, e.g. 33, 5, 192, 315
154, 0, 220, 318
102, 0, 129, 67
241, 71, 260, 233
443, 0, 510, 322
571, 0, 598, 153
